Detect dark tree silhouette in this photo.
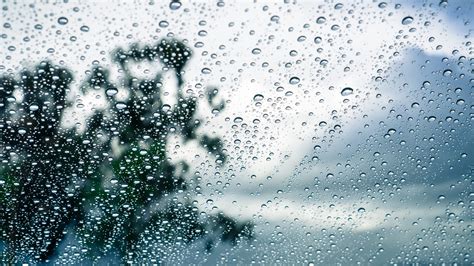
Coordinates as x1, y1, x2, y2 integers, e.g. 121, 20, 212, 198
0, 38, 252, 264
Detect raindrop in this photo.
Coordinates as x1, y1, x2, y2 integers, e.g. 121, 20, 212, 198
253, 94, 264, 101
443, 69, 452, 76
159, 20, 169, 28
234, 117, 243, 123
289, 76, 300, 84
29, 104, 39, 111
80, 25, 89, 32
201, 68, 211, 74
341, 87, 353, 96
57, 17, 69, 25
169, 1, 182, 10
106, 88, 118, 96
252, 48, 261, 55
316, 17, 326, 24
456, 99, 464, 105
427, 116, 436, 122
401, 16, 413, 25
270, 15, 280, 22
115, 102, 127, 110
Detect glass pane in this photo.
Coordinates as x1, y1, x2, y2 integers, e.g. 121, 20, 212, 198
1, 0, 472, 264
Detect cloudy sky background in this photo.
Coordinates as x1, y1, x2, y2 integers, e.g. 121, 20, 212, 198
1, 0, 472, 264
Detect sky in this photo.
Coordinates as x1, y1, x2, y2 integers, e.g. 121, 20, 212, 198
1, 0, 473, 264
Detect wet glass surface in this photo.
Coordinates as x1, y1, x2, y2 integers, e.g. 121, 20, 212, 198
0, 0, 473, 264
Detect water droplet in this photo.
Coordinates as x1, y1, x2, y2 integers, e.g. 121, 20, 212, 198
201, 68, 211, 74
169, 1, 182, 10
18, 129, 26, 135
341, 87, 353, 96
270, 15, 280, 22
411, 102, 419, 108
401, 16, 413, 25
80, 25, 89, 32
358, 207, 366, 213
57, 17, 69, 25
443, 69, 452, 76
29, 104, 39, 111
378, 2, 387, 8
316, 17, 326, 24
252, 48, 261, 55
234, 117, 243, 123
115, 102, 127, 109
159, 20, 169, 28
106, 88, 118, 96
289, 76, 300, 84
456, 99, 465, 105
253, 94, 264, 101
427, 116, 436, 122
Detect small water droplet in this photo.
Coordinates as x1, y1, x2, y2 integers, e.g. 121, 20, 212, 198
159, 20, 169, 28
169, 1, 182, 10
316, 16, 326, 24
57, 17, 69, 25
29, 104, 39, 111
289, 76, 300, 84
106, 88, 118, 96
252, 48, 261, 55
443, 69, 452, 76
115, 102, 127, 110
401, 16, 413, 25
253, 94, 264, 101
341, 87, 353, 96
201, 68, 211, 74
80, 25, 89, 32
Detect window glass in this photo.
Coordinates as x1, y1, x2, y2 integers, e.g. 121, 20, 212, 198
1, 0, 472, 264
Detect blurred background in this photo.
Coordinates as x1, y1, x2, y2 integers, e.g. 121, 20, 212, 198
0, 0, 473, 264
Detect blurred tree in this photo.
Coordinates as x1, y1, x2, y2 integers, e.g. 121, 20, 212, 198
0, 38, 252, 264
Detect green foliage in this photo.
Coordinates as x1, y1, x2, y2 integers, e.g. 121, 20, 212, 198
0, 38, 252, 264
